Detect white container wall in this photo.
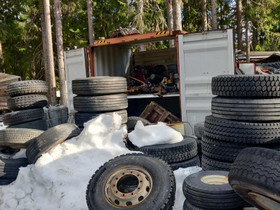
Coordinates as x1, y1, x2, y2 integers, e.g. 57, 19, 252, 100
178, 29, 235, 135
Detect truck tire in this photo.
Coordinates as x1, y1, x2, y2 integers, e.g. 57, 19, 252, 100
9, 119, 48, 130
3, 108, 44, 126
204, 115, 280, 144
201, 155, 231, 171
183, 170, 246, 209
7, 80, 48, 97
229, 147, 280, 210
8, 94, 48, 111
127, 116, 152, 131
0, 128, 43, 149
212, 75, 280, 98
73, 94, 128, 112
26, 124, 80, 164
139, 137, 197, 164
0, 158, 28, 179
170, 156, 200, 170
75, 110, 128, 128
86, 154, 175, 210
72, 77, 127, 96
183, 199, 203, 210
194, 122, 204, 139
212, 97, 280, 121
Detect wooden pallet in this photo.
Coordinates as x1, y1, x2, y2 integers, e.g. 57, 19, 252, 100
140, 101, 180, 123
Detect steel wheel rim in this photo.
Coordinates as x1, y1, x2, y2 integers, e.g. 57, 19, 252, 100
200, 175, 228, 185
248, 192, 280, 210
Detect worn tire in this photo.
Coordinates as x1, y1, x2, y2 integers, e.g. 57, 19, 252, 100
183, 170, 245, 209
7, 80, 48, 97
72, 76, 127, 96
26, 124, 80, 164
212, 97, 280, 121
8, 94, 48, 111
127, 116, 152, 131
0, 128, 43, 149
183, 199, 203, 210
0, 158, 28, 180
212, 75, 280, 98
229, 147, 280, 210
204, 115, 280, 144
170, 156, 200, 170
3, 108, 44, 126
194, 122, 204, 139
86, 154, 176, 210
75, 110, 128, 128
139, 137, 197, 164
9, 119, 48, 130
73, 94, 128, 112
201, 155, 231, 171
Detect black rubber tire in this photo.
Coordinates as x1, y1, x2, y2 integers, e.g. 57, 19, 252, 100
212, 75, 280, 98
26, 124, 80, 164
7, 94, 48, 111
0, 128, 43, 149
204, 115, 280, 144
201, 155, 231, 171
202, 136, 280, 162
183, 170, 245, 209
183, 199, 203, 210
194, 122, 204, 139
72, 76, 127, 96
212, 97, 280, 121
75, 110, 128, 128
139, 137, 198, 164
3, 108, 44, 126
229, 147, 280, 210
0, 178, 15, 185
196, 139, 202, 156
0, 158, 28, 179
73, 94, 128, 112
86, 154, 176, 210
170, 156, 200, 170
9, 119, 48, 130
127, 116, 152, 131
7, 80, 48, 97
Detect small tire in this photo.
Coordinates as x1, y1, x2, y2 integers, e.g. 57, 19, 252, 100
0, 158, 28, 179
7, 94, 48, 111
127, 116, 152, 131
0, 128, 43, 149
72, 76, 127, 96
139, 137, 198, 164
194, 122, 204, 139
7, 80, 48, 97
3, 108, 44, 126
183, 170, 246, 209
73, 94, 128, 112
9, 119, 48, 130
170, 156, 200, 170
86, 154, 176, 210
26, 124, 80, 163
212, 97, 280, 121
212, 75, 280, 98
229, 147, 280, 210
201, 155, 231, 171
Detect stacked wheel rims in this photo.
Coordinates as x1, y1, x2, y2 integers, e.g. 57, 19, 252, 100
72, 76, 128, 129
202, 75, 280, 171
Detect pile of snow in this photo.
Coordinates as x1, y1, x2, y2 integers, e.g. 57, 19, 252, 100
0, 113, 200, 209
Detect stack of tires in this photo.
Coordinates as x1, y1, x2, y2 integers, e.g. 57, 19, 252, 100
3, 80, 48, 130
72, 77, 128, 129
194, 122, 204, 158
202, 75, 280, 171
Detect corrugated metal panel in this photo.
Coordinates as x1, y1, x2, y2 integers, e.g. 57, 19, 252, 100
94, 46, 131, 76
64, 48, 88, 114
178, 29, 235, 135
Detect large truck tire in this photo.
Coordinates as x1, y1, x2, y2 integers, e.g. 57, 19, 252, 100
7, 80, 48, 97
201, 155, 231, 171
7, 94, 48, 111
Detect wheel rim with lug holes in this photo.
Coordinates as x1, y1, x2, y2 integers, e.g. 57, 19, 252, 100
248, 192, 280, 210
200, 175, 228, 185
104, 166, 153, 208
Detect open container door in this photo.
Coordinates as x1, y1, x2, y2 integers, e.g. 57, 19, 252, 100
178, 29, 235, 135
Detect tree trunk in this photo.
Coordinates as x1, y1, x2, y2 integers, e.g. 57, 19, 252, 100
0, 40, 4, 73
40, 1, 48, 82
43, 0, 56, 105
137, 0, 145, 51
236, 0, 243, 51
54, 0, 67, 106
211, 0, 217, 29
173, 0, 182, 31
167, 0, 175, 48
202, 0, 207, 31
245, 0, 250, 62
87, 0, 95, 45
